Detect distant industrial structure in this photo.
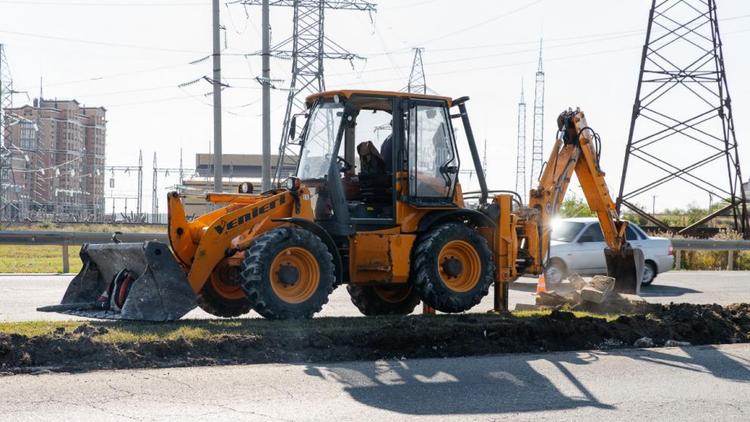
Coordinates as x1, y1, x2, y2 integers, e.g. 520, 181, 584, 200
515, 83, 527, 199
181, 153, 295, 216
2, 98, 106, 221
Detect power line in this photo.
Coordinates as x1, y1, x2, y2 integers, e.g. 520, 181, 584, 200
0, 30, 205, 54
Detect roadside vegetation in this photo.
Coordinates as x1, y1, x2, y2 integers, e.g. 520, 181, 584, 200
0, 223, 164, 273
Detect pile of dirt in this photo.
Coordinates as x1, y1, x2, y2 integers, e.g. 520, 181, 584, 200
2, 303, 750, 374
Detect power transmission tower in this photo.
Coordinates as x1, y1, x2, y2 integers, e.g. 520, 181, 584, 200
616, 0, 747, 237
515, 82, 527, 198
529, 40, 544, 188
0, 44, 15, 222
241, 0, 376, 185
407, 48, 426, 94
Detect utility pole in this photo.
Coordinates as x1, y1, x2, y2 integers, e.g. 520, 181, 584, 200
212, 0, 223, 193
261, 0, 271, 191
137, 149, 143, 216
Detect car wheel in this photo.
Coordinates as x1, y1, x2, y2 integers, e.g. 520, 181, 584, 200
544, 259, 567, 286
641, 261, 657, 286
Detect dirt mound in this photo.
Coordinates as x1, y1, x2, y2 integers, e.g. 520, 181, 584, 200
2, 304, 750, 374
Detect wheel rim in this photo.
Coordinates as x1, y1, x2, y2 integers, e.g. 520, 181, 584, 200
209, 268, 246, 300
545, 265, 564, 284
643, 264, 655, 283
437, 240, 482, 293
270, 247, 321, 304
373, 285, 413, 303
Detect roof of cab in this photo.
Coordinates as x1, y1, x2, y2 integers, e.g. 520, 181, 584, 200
305, 90, 454, 106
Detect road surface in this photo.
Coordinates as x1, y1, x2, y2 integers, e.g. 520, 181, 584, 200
1, 271, 749, 321
2, 343, 749, 420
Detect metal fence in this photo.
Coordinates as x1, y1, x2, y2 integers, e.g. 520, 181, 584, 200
1, 231, 750, 273
671, 239, 750, 270
0, 231, 166, 273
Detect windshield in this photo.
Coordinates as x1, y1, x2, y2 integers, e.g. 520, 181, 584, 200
551, 221, 585, 242
296, 101, 345, 180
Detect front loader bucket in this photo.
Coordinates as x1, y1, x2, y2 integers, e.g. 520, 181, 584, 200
604, 245, 645, 295
37, 241, 197, 321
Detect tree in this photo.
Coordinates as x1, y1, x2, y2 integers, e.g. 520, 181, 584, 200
559, 193, 595, 218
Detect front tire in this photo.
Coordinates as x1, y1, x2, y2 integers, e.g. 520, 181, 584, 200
240, 227, 335, 320
347, 284, 420, 316
411, 223, 494, 313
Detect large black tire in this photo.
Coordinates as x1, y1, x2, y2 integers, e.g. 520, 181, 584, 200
196, 278, 253, 318
240, 227, 335, 320
411, 223, 494, 313
347, 284, 421, 316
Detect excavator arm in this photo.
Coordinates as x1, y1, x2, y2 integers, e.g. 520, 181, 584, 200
528, 109, 643, 293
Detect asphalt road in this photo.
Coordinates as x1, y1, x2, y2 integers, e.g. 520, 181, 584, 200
1, 271, 750, 321
2, 343, 750, 420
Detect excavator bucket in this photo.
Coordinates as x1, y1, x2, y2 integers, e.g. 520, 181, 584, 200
37, 241, 196, 321
604, 245, 645, 295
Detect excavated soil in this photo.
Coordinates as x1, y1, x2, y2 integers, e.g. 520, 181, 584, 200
2, 303, 750, 374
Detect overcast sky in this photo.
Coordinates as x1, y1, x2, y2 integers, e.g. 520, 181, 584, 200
2, 0, 749, 214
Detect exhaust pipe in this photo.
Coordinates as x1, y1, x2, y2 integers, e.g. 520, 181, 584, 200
38, 241, 197, 321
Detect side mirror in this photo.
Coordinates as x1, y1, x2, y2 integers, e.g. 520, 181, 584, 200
578, 235, 592, 243
289, 116, 297, 140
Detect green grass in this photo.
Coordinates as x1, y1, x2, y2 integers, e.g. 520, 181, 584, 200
0, 224, 165, 273
0, 245, 83, 273
0, 311, 614, 344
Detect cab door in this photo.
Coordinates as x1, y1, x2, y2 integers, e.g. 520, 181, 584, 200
404, 100, 459, 205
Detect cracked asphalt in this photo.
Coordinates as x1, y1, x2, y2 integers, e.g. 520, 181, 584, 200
2, 271, 749, 321
2, 344, 750, 421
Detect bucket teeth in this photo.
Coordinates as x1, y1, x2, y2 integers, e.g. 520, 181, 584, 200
38, 241, 197, 321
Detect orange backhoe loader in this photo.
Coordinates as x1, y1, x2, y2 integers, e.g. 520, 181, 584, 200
40, 90, 643, 321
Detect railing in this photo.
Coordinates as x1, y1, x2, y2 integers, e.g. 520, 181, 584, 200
670, 238, 750, 270
0, 231, 167, 273
2, 231, 750, 273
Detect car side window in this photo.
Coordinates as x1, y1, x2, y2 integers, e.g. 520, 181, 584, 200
626, 225, 640, 240
578, 224, 604, 242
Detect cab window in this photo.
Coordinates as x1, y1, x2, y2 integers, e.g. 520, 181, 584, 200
406, 102, 457, 200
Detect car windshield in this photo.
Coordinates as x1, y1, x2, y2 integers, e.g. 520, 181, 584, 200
551, 221, 585, 242
296, 101, 345, 181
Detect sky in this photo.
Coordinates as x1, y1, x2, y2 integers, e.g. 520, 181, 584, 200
1, 0, 749, 215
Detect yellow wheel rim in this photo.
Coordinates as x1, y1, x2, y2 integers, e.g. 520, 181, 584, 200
270, 247, 320, 304
373, 285, 413, 304
438, 240, 481, 293
209, 268, 245, 300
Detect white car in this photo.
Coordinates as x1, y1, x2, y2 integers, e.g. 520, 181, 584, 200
546, 217, 674, 286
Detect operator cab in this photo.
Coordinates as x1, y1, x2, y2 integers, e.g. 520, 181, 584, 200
292, 90, 469, 235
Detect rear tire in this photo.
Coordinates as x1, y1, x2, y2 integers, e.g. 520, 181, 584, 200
641, 261, 657, 286
347, 284, 420, 316
196, 269, 253, 318
411, 223, 494, 313
241, 227, 335, 320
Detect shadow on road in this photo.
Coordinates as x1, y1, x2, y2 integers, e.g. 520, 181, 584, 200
641, 284, 701, 297
304, 346, 750, 416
